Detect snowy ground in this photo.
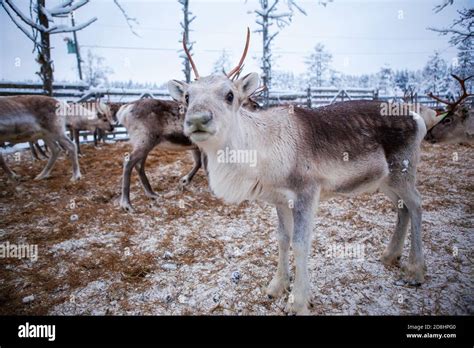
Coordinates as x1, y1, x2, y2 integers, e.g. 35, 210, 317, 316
0, 141, 472, 315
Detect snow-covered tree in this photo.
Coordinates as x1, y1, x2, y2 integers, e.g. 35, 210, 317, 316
394, 70, 410, 94
453, 39, 474, 92
253, 0, 332, 105
377, 65, 395, 95
83, 50, 114, 87
328, 69, 342, 88
1, 0, 137, 95
272, 70, 304, 90
421, 51, 450, 94
358, 74, 370, 88
212, 50, 231, 75
1, 0, 97, 95
179, 0, 196, 83
429, 2, 473, 46
305, 43, 332, 87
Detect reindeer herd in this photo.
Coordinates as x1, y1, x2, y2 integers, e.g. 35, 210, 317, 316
0, 30, 472, 314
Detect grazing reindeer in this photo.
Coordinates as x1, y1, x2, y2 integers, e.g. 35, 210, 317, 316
66, 102, 114, 155
425, 75, 473, 144
168, 29, 428, 314
99, 99, 202, 212
0, 95, 81, 181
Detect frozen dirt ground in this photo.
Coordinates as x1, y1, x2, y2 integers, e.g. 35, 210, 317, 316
0, 141, 472, 315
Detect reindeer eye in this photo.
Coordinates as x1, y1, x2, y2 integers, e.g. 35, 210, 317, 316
185, 94, 189, 104
226, 91, 234, 104
442, 117, 452, 125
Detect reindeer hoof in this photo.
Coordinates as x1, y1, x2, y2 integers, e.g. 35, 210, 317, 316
266, 276, 290, 300
70, 174, 82, 182
145, 191, 159, 200
34, 173, 49, 180
380, 251, 402, 267
401, 261, 426, 285
284, 291, 311, 315
120, 200, 134, 213
179, 176, 190, 187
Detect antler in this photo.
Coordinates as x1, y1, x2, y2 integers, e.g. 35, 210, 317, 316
428, 74, 473, 112
227, 28, 250, 79
182, 32, 200, 79
250, 85, 267, 98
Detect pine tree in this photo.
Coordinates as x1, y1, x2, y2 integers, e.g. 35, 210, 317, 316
305, 43, 333, 87
422, 51, 449, 94
212, 50, 231, 75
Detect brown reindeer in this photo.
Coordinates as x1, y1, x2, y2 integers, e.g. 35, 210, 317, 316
66, 102, 114, 155
98, 100, 201, 212
426, 75, 473, 144
0, 95, 81, 181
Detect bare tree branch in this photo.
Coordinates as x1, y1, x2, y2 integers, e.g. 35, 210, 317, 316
4, 0, 49, 32
434, 0, 454, 13
49, 17, 97, 34
1, 1, 38, 44
113, 0, 140, 37
48, 0, 89, 16
429, 5, 473, 46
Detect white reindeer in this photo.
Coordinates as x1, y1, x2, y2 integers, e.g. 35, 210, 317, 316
168, 29, 427, 314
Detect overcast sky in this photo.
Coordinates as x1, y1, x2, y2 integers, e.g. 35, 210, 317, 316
0, 0, 469, 85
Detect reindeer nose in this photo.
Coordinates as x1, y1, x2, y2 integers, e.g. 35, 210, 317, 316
186, 112, 213, 128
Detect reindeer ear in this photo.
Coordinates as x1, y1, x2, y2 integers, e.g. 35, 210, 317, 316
168, 80, 188, 101
96, 101, 108, 114
236, 73, 260, 99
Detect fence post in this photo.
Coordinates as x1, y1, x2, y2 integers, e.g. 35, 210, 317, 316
306, 87, 312, 109
373, 89, 379, 100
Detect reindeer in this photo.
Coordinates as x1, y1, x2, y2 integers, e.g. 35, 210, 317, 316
425, 75, 473, 144
0, 95, 81, 181
97, 99, 202, 212
66, 102, 115, 155
168, 29, 428, 315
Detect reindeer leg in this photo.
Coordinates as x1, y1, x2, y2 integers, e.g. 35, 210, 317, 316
29, 142, 40, 160
266, 203, 293, 299
57, 135, 81, 181
35, 142, 49, 159
135, 149, 158, 199
0, 153, 19, 180
285, 187, 319, 315
179, 149, 202, 187
380, 185, 410, 267
392, 185, 425, 286
73, 129, 82, 156
34, 139, 60, 180
120, 148, 145, 212
93, 129, 99, 147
